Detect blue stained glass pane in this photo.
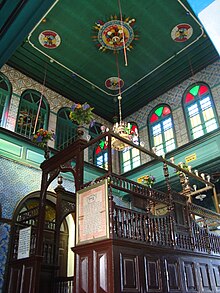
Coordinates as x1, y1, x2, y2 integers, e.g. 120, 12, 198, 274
200, 96, 211, 110
152, 123, 161, 135
188, 103, 199, 117
163, 118, 172, 131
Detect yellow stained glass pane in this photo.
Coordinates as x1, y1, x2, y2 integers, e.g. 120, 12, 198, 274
203, 108, 214, 121
190, 114, 201, 128
164, 129, 174, 141
154, 134, 162, 146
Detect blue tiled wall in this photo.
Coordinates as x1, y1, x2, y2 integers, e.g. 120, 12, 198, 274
0, 223, 10, 293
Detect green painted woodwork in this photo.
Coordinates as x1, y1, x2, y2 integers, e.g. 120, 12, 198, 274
127, 129, 220, 188
0, 73, 11, 127
0, 137, 22, 157
26, 149, 45, 164
0, 131, 45, 167
5, 0, 219, 121
0, 0, 56, 67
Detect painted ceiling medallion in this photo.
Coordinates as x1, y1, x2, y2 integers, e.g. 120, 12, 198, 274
105, 77, 124, 90
39, 30, 61, 49
171, 23, 193, 42
93, 15, 138, 52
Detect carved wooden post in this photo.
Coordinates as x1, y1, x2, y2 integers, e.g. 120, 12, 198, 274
163, 161, 176, 246
108, 179, 115, 239
54, 177, 65, 269
146, 199, 152, 243
203, 219, 211, 254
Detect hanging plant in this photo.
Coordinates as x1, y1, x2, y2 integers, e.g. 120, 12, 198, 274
69, 102, 94, 126
32, 129, 55, 148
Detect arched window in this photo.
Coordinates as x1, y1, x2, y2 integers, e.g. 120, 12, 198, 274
0, 73, 12, 127
121, 122, 140, 173
15, 90, 49, 138
56, 107, 77, 150
149, 105, 176, 156
91, 123, 108, 170
183, 83, 218, 140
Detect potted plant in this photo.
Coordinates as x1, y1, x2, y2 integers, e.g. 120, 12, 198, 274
69, 102, 94, 126
137, 175, 156, 187
69, 102, 94, 139
32, 128, 55, 148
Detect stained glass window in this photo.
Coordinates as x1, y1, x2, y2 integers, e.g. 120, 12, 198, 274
56, 107, 77, 150
0, 73, 11, 127
183, 83, 218, 140
149, 105, 176, 155
92, 123, 108, 170
15, 90, 49, 139
121, 122, 140, 173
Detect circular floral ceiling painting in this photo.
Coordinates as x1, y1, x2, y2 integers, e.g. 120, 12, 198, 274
93, 15, 138, 52
39, 30, 61, 49
171, 23, 193, 42
105, 77, 124, 90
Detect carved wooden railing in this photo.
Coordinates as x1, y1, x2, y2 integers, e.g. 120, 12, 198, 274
54, 276, 74, 293
112, 204, 220, 255
82, 174, 220, 255
113, 206, 174, 247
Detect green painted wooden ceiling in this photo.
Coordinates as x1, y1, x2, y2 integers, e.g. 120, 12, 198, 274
6, 0, 219, 121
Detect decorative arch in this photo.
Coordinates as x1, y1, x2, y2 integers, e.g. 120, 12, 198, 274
0, 72, 12, 127
56, 107, 77, 150
7, 190, 75, 289
148, 104, 176, 155
183, 82, 219, 140
15, 89, 50, 138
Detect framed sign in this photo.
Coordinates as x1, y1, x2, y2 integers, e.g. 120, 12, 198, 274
17, 226, 31, 259
76, 179, 109, 245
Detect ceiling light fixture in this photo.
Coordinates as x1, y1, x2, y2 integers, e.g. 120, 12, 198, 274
111, 95, 138, 151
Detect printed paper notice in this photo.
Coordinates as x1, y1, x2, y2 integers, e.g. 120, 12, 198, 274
17, 226, 31, 259
76, 180, 109, 244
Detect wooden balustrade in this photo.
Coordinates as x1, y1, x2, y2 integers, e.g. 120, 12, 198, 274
81, 174, 220, 256
54, 276, 74, 293
113, 204, 220, 255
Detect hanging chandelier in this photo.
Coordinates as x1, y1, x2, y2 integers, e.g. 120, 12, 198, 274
111, 95, 138, 151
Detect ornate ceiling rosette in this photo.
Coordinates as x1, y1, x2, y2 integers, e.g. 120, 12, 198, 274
92, 15, 138, 52
39, 30, 61, 49
105, 76, 124, 90
171, 23, 193, 42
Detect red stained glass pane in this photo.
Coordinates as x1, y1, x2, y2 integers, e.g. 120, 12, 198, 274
162, 106, 171, 116
150, 113, 158, 123
185, 93, 194, 103
131, 124, 138, 134
95, 146, 101, 154
198, 85, 208, 96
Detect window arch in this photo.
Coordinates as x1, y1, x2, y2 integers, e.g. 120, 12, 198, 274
56, 107, 77, 150
183, 83, 218, 140
15, 90, 50, 138
0, 72, 12, 127
149, 104, 176, 155
121, 122, 140, 173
